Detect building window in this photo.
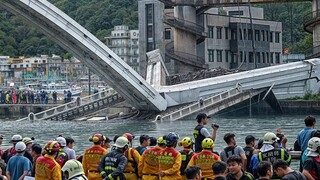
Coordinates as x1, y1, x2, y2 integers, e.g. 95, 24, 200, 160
275, 52, 280, 63
266, 31, 269, 42
208, 49, 214, 62
146, 4, 154, 52
225, 27, 229, 39
266, 52, 269, 63
270, 52, 274, 63
243, 29, 247, 40
256, 52, 260, 63
262, 52, 265, 63
225, 50, 229, 62
255, 30, 260, 41
217, 50, 222, 62
231, 29, 237, 40
261, 30, 265, 41
240, 51, 243, 62
239, 29, 243, 40
270, 32, 273, 42
248, 29, 253, 40
217, 27, 222, 39
249, 52, 254, 63
229, 10, 244, 16
165, 28, 171, 40
275, 32, 280, 43
208, 26, 214, 38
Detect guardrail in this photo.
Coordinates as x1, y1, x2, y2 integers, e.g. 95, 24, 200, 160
16, 90, 124, 121
154, 84, 243, 122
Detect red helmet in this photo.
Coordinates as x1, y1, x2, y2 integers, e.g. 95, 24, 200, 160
123, 133, 135, 142
90, 134, 106, 143
44, 141, 60, 153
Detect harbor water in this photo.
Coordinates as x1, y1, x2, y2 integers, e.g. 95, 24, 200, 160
0, 114, 311, 169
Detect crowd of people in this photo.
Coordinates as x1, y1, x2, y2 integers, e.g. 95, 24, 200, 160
0, 89, 73, 104
0, 113, 319, 180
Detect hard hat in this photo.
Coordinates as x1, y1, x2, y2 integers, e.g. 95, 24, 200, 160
44, 141, 60, 153
114, 137, 129, 148
22, 137, 34, 145
307, 137, 320, 152
10, 134, 22, 143
89, 134, 106, 143
180, 137, 194, 148
56, 137, 67, 147
263, 132, 279, 144
202, 138, 214, 149
165, 132, 179, 146
157, 136, 166, 145
15, 141, 26, 152
123, 133, 135, 142
62, 159, 85, 179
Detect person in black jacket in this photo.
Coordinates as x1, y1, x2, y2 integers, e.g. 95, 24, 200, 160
99, 137, 128, 180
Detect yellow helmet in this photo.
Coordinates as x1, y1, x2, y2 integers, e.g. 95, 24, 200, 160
202, 138, 214, 149
181, 137, 194, 148
157, 136, 166, 145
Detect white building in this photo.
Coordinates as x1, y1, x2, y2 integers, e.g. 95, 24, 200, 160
105, 25, 140, 73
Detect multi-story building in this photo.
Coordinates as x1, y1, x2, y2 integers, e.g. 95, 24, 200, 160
105, 25, 140, 74
138, 2, 283, 74
203, 6, 282, 70
0, 56, 13, 84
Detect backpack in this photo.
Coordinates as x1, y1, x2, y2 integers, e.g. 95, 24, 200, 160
179, 150, 194, 175
224, 145, 237, 159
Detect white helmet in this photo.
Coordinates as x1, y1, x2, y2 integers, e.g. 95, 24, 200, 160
263, 132, 279, 144
114, 137, 129, 148
62, 159, 84, 179
15, 141, 26, 152
10, 134, 22, 143
307, 137, 320, 152
56, 137, 66, 147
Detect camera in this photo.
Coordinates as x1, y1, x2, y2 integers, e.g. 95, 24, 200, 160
212, 123, 219, 128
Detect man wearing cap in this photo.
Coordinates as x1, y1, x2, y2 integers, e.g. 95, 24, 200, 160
2, 134, 23, 163
258, 132, 291, 179
102, 136, 112, 151
193, 113, 218, 152
6, 141, 32, 180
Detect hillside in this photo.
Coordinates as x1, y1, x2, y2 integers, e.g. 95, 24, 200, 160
0, 1, 313, 57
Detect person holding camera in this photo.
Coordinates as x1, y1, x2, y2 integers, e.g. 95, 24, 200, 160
193, 113, 219, 152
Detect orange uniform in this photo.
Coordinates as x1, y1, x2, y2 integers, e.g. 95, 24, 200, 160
124, 147, 140, 180
82, 144, 108, 180
138, 146, 163, 180
187, 150, 221, 179
35, 154, 61, 180
159, 147, 181, 180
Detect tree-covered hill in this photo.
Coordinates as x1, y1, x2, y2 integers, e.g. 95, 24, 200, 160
0, 1, 313, 57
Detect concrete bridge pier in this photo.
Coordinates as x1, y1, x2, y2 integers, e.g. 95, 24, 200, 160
313, 0, 320, 47
174, 5, 197, 73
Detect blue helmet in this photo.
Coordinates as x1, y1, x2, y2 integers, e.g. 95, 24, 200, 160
166, 132, 179, 146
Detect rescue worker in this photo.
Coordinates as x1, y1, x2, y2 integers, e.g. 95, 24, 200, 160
138, 136, 166, 180
188, 138, 221, 180
22, 137, 34, 154
98, 136, 128, 180
62, 159, 88, 180
122, 133, 140, 180
179, 137, 195, 180
102, 137, 112, 152
302, 137, 320, 180
56, 137, 69, 168
35, 141, 62, 180
258, 132, 291, 179
82, 134, 108, 180
193, 113, 218, 152
159, 132, 181, 180
136, 135, 150, 155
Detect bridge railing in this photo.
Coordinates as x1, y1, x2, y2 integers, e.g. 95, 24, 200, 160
16, 89, 117, 121
155, 84, 242, 122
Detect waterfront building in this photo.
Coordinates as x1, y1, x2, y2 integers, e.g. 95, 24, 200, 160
138, 2, 283, 74
0, 56, 14, 84
105, 25, 140, 74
